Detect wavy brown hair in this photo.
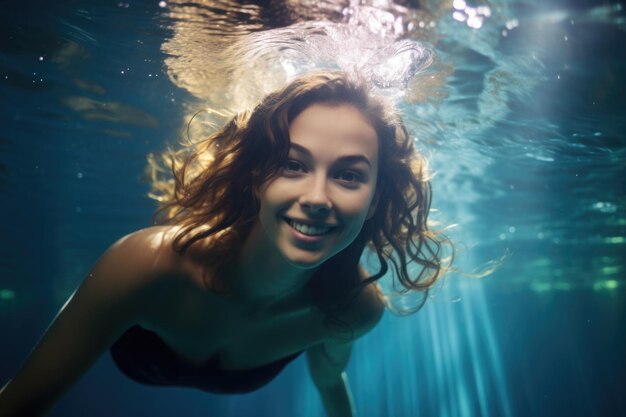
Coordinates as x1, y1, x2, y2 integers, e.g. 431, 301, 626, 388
147, 71, 453, 319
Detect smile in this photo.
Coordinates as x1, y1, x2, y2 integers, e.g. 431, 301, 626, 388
284, 217, 337, 236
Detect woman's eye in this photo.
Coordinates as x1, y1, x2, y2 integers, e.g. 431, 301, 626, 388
283, 160, 305, 173
336, 171, 362, 183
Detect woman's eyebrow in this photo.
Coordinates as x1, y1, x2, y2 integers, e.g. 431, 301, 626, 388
289, 142, 372, 167
289, 142, 313, 157
334, 155, 372, 168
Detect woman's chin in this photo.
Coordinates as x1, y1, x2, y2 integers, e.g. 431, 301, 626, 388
279, 247, 330, 270
283, 255, 326, 270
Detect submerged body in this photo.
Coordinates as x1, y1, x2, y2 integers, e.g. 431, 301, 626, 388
0, 101, 385, 417
0, 223, 381, 416
112, 224, 383, 375
0, 72, 448, 417
109, 226, 382, 392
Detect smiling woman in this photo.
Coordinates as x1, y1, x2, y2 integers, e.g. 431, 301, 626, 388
254, 104, 380, 270
148, 72, 452, 320
0, 71, 452, 417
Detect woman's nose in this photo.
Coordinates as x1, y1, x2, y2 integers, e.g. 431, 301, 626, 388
299, 177, 331, 214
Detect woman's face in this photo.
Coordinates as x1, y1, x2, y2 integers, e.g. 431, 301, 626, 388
256, 103, 379, 269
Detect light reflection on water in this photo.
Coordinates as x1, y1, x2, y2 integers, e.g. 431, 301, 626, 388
162, 2, 440, 111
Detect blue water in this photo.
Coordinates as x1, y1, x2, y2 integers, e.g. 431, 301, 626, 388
1, 0, 624, 416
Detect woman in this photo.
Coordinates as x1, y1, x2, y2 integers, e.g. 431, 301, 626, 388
0, 72, 450, 417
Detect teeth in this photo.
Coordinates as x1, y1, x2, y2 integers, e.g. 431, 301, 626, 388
287, 219, 331, 236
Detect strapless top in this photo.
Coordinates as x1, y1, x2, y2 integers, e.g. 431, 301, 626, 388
110, 325, 302, 394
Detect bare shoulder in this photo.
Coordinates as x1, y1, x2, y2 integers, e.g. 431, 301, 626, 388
107, 225, 181, 265
86, 226, 185, 301
104, 226, 182, 272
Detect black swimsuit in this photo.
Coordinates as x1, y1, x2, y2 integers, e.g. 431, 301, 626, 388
110, 325, 302, 394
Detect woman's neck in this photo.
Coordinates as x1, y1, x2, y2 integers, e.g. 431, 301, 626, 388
228, 222, 314, 309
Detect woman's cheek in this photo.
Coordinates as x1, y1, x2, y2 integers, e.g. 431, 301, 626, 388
337, 191, 376, 217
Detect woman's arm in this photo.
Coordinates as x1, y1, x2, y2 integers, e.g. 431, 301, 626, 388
306, 340, 356, 417
307, 280, 386, 417
0, 229, 173, 417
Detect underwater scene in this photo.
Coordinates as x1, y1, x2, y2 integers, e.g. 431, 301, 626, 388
1, 0, 624, 416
